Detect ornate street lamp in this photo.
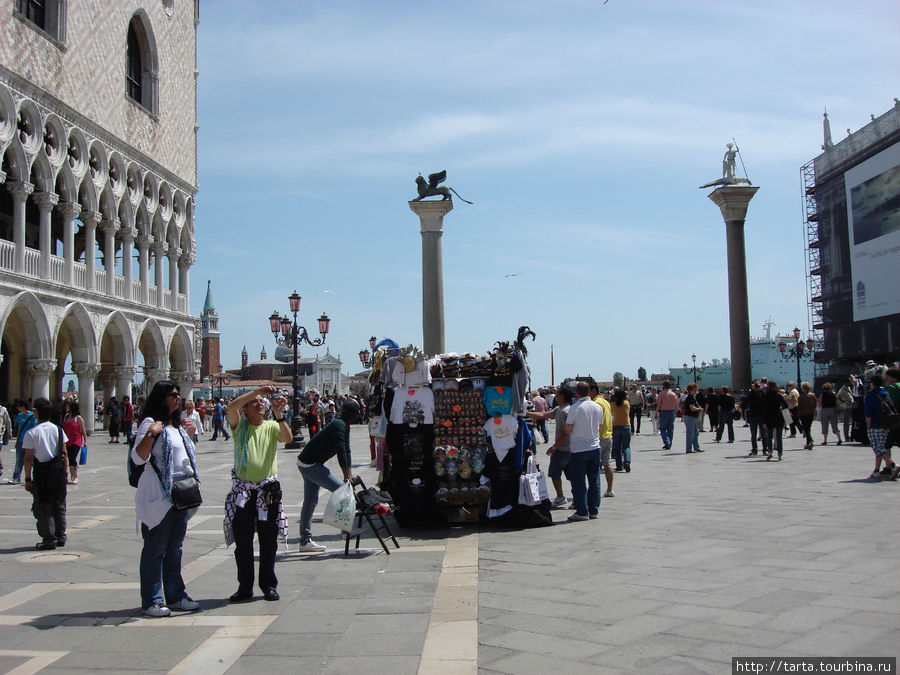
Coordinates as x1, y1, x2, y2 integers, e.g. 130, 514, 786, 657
778, 327, 814, 386
682, 354, 707, 384
268, 290, 330, 449
211, 366, 230, 400
358, 336, 377, 369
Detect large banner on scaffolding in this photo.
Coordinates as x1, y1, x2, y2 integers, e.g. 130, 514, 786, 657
846, 141, 900, 321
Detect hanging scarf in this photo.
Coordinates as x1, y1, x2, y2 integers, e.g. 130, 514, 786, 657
148, 421, 199, 496
232, 416, 253, 477
223, 470, 288, 547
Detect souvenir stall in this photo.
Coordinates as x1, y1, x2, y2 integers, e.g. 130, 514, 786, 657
367, 327, 552, 528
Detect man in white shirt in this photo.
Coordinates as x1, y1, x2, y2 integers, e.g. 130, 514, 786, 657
22, 398, 68, 550
549, 381, 603, 522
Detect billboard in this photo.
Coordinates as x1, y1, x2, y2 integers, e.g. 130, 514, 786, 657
845, 141, 900, 321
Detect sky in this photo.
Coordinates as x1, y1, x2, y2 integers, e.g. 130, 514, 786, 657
192, 0, 900, 388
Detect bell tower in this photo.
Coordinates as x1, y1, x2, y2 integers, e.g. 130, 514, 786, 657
200, 280, 221, 380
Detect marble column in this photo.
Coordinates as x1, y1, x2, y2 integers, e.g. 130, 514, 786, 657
81, 210, 100, 291
34, 191, 59, 279
120, 226, 136, 301
58, 201, 81, 285
72, 362, 101, 435
151, 241, 167, 307
28, 358, 57, 400
707, 185, 760, 392
168, 245, 181, 310
114, 366, 137, 403
179, 251, 195, 310
100, 218, 120, 296
172, 370, 196, 403
146, 367, 169, 389
136, 234, 152, 304
8, 181, 34, 273
409, 200, 454, 356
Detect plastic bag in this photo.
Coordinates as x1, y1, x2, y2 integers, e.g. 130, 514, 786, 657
323, 481, 356, 532
79, 445, 87, 465
518, 456, 548, 506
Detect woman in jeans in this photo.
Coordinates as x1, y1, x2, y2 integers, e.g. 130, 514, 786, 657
610, 390, 631, 471
682, 383, 703, 454
797, 382, 817, 449
817, 382, 842, 446
131, 380, 200, 617
761, 381, 788, 460
837, 379, 855, 442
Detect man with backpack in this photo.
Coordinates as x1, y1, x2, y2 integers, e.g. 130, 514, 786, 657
22, 398, 68, 550
864, 374, 900, 480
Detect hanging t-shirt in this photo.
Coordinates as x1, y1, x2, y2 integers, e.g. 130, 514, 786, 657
389, 387, 435, 426
483, 414, 517, 461
483, 386, 513, 417
389, 358, 434, 388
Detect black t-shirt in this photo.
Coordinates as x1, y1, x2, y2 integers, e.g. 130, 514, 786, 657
706, 393, 719, 411
696, 392, 706, 407
684, 394, 700, 417
820, 390, 837, 408
718, 394, 735, 414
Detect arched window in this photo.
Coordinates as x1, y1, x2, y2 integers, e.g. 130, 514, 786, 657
14, 0, 66, 43
125, 13, 158, 115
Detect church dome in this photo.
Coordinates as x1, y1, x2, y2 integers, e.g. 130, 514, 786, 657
274, 344, 293, 363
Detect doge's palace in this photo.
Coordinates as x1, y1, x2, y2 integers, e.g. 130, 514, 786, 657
0, 1, 200, 432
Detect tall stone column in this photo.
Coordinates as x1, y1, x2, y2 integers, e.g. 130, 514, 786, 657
28, 358, 57, 400
136, 233, 152, 304
146, 367, 169, 389
34, 191, 59, 279
100, 218, 120, 296
172, 370, 196, 402
120, 226, 136, 300
58, 201, 81, 285
114, 366, 137, 404
151, 241, 167, 307
168, 246, 181, 310
81, 210, 100, 291
179, 251, 195, 309
8, 181, 34, 273
707, 185, 760, 392
72, 362, 101, 435
409, 200, 453, 356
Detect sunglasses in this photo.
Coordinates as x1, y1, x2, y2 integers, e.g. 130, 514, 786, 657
166, 392, 181, 399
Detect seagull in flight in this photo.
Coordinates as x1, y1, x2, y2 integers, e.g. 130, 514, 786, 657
504, 273, 522, 278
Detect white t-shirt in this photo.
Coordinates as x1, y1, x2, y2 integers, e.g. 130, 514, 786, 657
484, 414, 517, 461
22, 422, 67, 463
565, 398, 602, 453
132, 418, 193, 480
389, 387, 435, 426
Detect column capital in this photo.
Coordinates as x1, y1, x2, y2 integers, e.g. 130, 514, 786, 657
151, 240, 168, 255
27, 358, 57, 373
120, 226, 137, 243
136, 233, 154, 248
409, 199, 453, 233
71, 362, 102, 378
33, 191, 60, 211
80, 209, 101, 226
180, 250, 196, 267
100, 218, 121, 234
707, 185, 760, 223
168, 245, 182, 260
113, 365, 139, 379
171, 370, 198, 387
57, 200, 82, 220
7, 180, 35, 201
146, 367, 169, 384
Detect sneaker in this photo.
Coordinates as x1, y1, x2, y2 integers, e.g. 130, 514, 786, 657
298, 540, 327, 553
551, 495, 567, 507
748, 452, 758, 457
56, 538, 66, 548
589, 514, 599, 519
368, 459, 377, 467
6, 478, 20, 484
624, 461, 631, 472
695, 448, 704, 453
868, 471, 881, 479
567, 513, 589, 522
71, 478, 78, 484
603, 490, 615, 498
891, 464, 900, 479
169, 596, 200, 611
144, 604, 171, 617
35, 541, 56, 551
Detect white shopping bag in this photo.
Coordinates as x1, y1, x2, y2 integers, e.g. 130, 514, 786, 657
518, 456, 548, 506
323, 481, 356, 532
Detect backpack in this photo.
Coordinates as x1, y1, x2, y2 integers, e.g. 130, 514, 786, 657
127, 433, 161, 487
877, 392, 900, 430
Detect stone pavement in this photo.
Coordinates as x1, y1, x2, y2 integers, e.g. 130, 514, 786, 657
0, 418, 896, 674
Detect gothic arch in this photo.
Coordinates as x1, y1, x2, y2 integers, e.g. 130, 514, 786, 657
136, 318, 166, 371
55, 302, 97, 365
168, 324, 193, 372
54, 162, 78, 204
0, 290, 52, 360
0, 83, 15, 147
29, 149, 55, 193
99, 311, 134, 369
2, 140, 28, 182
127, 10, 160, 114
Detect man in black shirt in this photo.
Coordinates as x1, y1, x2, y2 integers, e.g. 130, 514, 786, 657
745, 381, 767, 456
295, 400, 360, 552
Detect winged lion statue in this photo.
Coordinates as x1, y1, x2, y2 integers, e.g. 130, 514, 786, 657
412, 170, 473, 204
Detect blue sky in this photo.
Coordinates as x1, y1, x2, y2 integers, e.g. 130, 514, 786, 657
192, 0, 899, 387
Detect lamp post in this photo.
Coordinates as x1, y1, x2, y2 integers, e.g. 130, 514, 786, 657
211, 366, 230, 400
778, 327, 814, 386
358, 336, 377, 370
682, 354, 707, 384
268, 290, 330, 449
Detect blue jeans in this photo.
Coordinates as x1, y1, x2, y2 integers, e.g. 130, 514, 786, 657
139, 507, 190, 609
612, 426, 632, 469
658, 410, 675, 447
211, 417, 230, 440
684, 416, 700, 452
567, 449, 601, 517
298, 463, 343, 544
716, 416, 735, 442
13, 442, 25, 481
765, 425, 783, 457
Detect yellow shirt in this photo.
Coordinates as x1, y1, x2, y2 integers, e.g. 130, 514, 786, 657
233, 418, 280, 483
611, 400, 630, 427
594, 395, 612, 439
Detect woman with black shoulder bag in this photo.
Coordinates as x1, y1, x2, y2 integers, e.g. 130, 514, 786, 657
131, 380, 201, 617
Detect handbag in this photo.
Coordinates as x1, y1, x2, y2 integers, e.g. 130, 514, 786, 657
170, 475, 202, 510
781, 408, 793, 428
518, 456, 548, 507
79, 445, 87, 465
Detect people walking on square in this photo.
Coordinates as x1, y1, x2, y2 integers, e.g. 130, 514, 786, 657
627, 384, 643, 435
22, 397, 68, 550
61, 400, 86, 485
817, 382, 842, 446
590, 383, 615, 498
224, 386, 291, 602
761, 381, 787, 461
197, 397, 208, 432
305, 404, 320, 437
529, 384, 573, 506
131, 381, 201, 617
785, 381, 800, 437
683, 383, 702, 453
211, 398, 230, 441
656, 381, 678, 450
705, 387, 720, 437
107, 396, 121, 443
837, 379, 855, 443
530, 390, 550, 443
864, 374, 899, 480
121, 396, 135, 446
552, 381, 602, 522
295, 399, 359, 551
646, 387, 658, 435
183, 400, 202, 444
714, 386, 736, 443
695, 387, 707, 432
611, 390, 632, 471
0, 402, 10, 479
797, 382, 817, 450
9, 400, 37, 484
746, 381, 767, 456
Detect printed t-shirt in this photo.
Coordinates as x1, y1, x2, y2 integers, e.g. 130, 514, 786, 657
565, 398, 602, 453
22, 422, 67, 463
231, 418, 279, 483
484, 414, 517, 460
594, 396, 612, 440
389, 387, 434, 426
483, 386, 513, 417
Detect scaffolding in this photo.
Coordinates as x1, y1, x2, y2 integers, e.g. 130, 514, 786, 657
800, 160, 828, 379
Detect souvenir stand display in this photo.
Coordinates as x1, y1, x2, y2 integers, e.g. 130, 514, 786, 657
367, 327, 552, 529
